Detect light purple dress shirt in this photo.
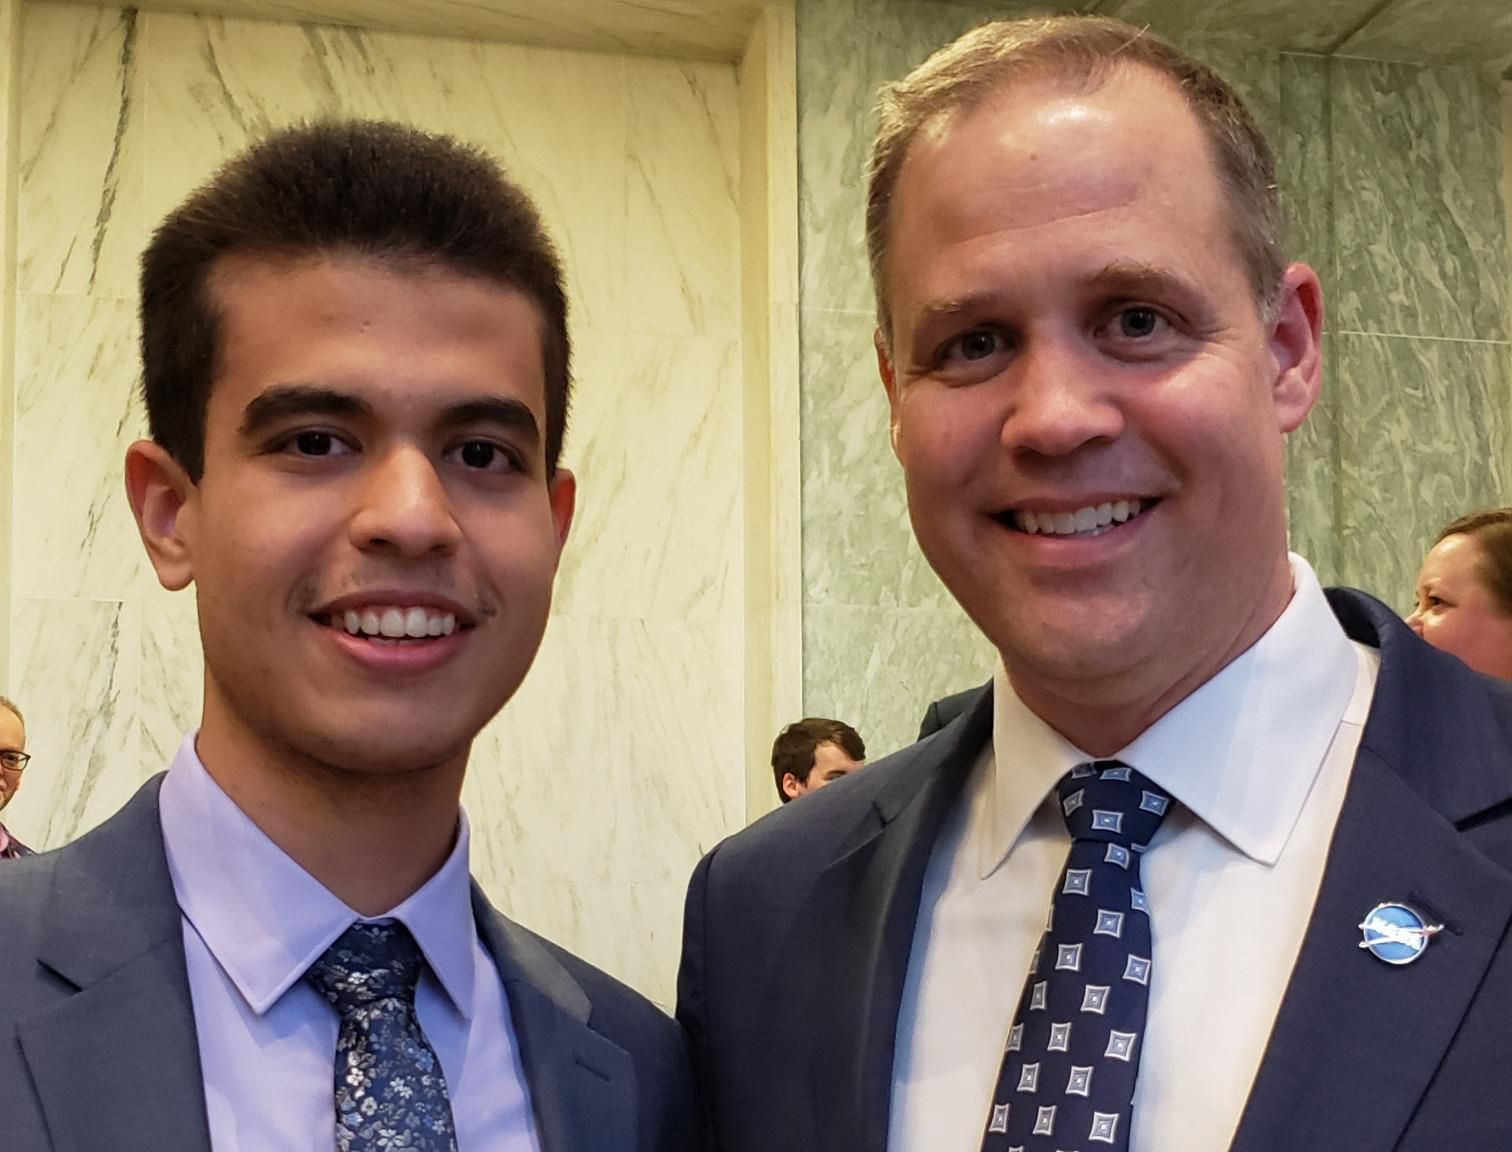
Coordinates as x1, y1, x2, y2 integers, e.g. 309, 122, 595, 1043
158, 734, 542, 1152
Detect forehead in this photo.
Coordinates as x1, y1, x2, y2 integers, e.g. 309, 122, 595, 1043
887, 66, 1233, 307
0, 708, 22, 746
812, 739, 859, 768
1423, 534, 1483, 583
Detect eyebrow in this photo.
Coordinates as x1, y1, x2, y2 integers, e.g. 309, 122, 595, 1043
238, 385, 541, 448
1087, 259, 1199, 300
239, 385, 371, 438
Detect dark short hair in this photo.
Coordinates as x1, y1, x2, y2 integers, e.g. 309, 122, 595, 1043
771, 718, 866, 803
1437, 508, 1512, 616
140, 118, 571, 481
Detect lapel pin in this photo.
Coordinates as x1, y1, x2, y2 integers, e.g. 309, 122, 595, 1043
1358, 902, 1443, 966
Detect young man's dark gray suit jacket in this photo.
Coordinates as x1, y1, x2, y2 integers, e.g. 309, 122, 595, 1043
679, 589, 1512, 1152
0, 778, 704, 1152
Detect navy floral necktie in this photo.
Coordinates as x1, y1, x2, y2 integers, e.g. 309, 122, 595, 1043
981, 761, 1174, 1151
306, 921, 460, 1152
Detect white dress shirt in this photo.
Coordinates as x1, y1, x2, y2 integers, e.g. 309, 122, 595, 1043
888, 556, 1380, 1152
158, 736, 542, 1152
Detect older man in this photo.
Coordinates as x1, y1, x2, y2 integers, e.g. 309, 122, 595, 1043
0, 695, 32, 859
678, 15, 1512, 1152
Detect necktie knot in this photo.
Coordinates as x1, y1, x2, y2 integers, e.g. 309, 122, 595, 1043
307, 921, 424, 1014
1056, 760, 1172, 849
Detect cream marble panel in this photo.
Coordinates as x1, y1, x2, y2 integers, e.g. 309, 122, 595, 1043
57, 0, 765, 62
801, 307, 955, 610
17, 2, 143, 299
625, 55, 741, 338
142, 11, 631, 331
804, 602, 994, 760
139, 590, 204, 770
463, 614, 744, 888
12, 291, 153, 602
1331, 57, 1510, 343
493, 883, 687, 1010
1336, 333, 1511, 612
553, 332, 742, 621
4, 598, 142, 848
0, 0, 18, 692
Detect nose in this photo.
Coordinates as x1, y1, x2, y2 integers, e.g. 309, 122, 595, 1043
1404, 606, 1424, 636
349, 445, 462, 559
1001, 339, 1124, 459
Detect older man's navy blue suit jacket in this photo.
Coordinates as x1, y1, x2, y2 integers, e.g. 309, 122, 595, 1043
678, 589, 1512, 1152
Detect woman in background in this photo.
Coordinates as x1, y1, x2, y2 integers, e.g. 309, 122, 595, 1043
1406, 507, 1512, 679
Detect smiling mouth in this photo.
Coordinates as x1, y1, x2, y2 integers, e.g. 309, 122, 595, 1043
998, 498, 1157, 538
312, 606, 468, 642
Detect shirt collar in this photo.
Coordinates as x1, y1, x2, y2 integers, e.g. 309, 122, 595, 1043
984, 554, 1357, 875
158, 734, 477, 1019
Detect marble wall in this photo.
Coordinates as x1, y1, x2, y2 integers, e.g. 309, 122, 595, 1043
795, 0, 1512, 756
1, 0, 746, 1007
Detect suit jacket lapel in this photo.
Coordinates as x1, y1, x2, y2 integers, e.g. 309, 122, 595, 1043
1232, 591, 1512, 1151
17, 777, 212, 1152
806, 690, 994, 1152
473, 891, 636, 1152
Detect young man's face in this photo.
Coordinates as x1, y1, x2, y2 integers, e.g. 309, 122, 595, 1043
131, 255, 574, 776
781, 740, 863, 801
877, 66, 1319, 736
0, 707, 25, 811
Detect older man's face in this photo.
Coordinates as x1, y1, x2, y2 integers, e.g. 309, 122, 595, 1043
878, 66, 1321, 749
0, 707, 25, 811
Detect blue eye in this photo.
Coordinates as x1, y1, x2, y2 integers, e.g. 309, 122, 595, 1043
958, 330, 1001, 360
1117, 307, 1160, 338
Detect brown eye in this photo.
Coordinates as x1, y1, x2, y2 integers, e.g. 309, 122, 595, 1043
295, 431, 335, 456
460, 441, 497, 469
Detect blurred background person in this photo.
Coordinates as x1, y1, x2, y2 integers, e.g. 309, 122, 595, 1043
1406, 507, 1512, 679
771, 718, 865, 803
0, 695, 32, 859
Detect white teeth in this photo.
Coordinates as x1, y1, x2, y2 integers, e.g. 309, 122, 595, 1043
337, 606, 460, 639
1013, 499, 1147, 537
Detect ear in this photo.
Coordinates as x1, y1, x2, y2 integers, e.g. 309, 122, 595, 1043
547, 466, 577, 557
781, 772, 806, 801
124, 439, 198, 591
1267, 262, 1324, 434
875, 327, 902, 459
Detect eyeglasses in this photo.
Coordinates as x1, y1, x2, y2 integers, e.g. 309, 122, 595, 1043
0, 750, 29, 771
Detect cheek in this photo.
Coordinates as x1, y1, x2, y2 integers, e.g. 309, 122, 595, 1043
897, 389, 1000, 490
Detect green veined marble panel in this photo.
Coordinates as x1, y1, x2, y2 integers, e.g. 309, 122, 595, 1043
803, 603, 995, 759
1330, 57, 1510, 343
1336, 332, 1511, 614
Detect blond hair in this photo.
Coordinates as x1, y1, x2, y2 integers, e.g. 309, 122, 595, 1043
865, 15, 1283, 336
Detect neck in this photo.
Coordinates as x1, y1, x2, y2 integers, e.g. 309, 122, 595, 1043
1009, 565, 1298, 757
195, 704, 468, 917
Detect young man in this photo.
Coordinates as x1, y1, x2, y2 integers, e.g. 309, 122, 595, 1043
679, 16, 1512, 1152
771, 718, 866, 803
0, 695, 32, 858
0, 121, 700, 1152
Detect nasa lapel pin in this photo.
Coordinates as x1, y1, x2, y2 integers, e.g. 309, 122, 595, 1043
1358, 902, 1443, 966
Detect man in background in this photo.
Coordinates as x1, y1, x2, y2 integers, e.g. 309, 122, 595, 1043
771, 718, 866, 803
0, 120, 699, 1152
680, 15, 1512, 1152
0, 695, 32, 859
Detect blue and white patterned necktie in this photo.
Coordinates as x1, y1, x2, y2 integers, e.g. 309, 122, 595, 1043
306, 921, 460, 1152
980, 761, 1173, 1151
